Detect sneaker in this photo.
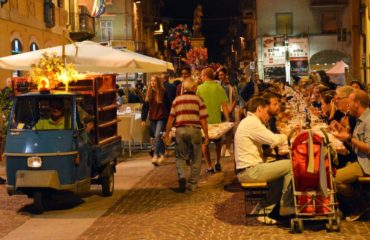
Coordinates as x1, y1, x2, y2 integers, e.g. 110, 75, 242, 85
152, 155, 158, 166
158, 155, 165, 164
257, 215, 277, 225
255, 205, 277, 225
224, 149, 231, 157
206, 167, 215, 174
214, 163, 222, 172
178, 178, 186, 193
345, 212, 364, 222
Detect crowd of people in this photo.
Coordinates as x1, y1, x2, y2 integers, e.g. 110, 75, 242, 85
138, 65, 370, 225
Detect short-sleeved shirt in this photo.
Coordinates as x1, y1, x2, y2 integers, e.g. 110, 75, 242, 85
196, 80, 228, 124
35, 118, 65, 130
353, 108, 370, 174
170, 92, 208, 128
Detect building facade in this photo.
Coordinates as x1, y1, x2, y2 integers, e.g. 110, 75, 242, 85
0, 0, 72, 87
93, 0, 159, 56
256, 0, 352, 83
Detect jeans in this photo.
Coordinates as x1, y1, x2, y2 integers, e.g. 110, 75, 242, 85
237, 159, 293, 210
175, 126, 203, 185
150, 120, 166, 157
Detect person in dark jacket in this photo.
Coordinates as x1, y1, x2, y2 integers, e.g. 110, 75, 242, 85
240, 72, 263, 103
161, 73, 177, 114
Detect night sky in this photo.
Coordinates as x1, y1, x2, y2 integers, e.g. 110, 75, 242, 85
160, 0, 241, 63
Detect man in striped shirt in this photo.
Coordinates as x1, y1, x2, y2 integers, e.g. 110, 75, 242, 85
165, 79, 209, 193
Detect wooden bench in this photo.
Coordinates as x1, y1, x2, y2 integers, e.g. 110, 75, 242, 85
358, 176, 370, 183
240, 181, 269, 223
358, 176, 370, 199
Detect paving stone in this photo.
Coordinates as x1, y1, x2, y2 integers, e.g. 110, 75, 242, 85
77, 153, 370, 240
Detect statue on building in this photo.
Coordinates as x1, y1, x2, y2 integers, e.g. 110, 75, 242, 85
192, 4, 203, 37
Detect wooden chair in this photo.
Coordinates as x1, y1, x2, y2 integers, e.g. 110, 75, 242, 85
358, 176, 370, 200
240, 181, 270, 223
117, 114, 134, 157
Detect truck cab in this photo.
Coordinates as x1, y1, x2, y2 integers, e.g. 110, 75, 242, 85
5, 74, 121, 213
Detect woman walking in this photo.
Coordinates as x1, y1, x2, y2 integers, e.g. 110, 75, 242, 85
141, 75, 169, 166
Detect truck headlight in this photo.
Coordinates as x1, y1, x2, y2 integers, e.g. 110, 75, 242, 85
27, 156, 42, 168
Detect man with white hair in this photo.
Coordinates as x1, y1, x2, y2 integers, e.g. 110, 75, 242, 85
165, 79, 209, 193
333, 89, 370, 221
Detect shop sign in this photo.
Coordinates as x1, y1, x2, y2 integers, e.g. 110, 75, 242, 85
288, 38, 308, 58
263, 37, 286, 66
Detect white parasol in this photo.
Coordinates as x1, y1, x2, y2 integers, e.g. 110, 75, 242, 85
0, 41, 174, 73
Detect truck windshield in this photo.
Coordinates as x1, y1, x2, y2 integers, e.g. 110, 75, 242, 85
10, 96, 73, 130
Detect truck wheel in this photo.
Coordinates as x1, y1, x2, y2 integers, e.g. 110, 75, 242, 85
102, 169, 114, 197
33, 191, 45, 214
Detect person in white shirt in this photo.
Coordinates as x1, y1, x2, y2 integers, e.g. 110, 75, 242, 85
234, 97, 293, 224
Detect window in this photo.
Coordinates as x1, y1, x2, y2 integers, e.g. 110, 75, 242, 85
101, 20, 113, 42
30, 42, 39, 51
10, 96, 73, 130
11, 39, 22, 77
322, 12, 338, 34
11, 39, 22, 54
276, 13, 292, 35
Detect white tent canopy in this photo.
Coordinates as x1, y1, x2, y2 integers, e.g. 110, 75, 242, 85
326, 60, 348, 74
326, 60, 349, 86
0, 41, 174, 73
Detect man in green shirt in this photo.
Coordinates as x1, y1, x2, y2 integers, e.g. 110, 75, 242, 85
35, 99, 66, 130
196, 67, 229, 173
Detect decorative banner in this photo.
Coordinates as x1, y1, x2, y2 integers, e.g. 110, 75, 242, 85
262, 36, 286, 66
91, 0, 106, 17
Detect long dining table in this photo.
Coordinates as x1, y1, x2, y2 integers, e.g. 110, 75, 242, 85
277, 99, 346, 156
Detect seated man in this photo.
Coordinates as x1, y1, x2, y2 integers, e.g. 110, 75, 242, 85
332, 89, 370, 221
35, 99, 65, 130
234, 97, 293, 224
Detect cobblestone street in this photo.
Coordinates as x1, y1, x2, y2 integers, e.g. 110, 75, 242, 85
77, 153, 370, 240
1, 152, 370, 240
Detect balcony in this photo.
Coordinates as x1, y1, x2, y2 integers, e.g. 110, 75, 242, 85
109, 40, 146, 53
69, 6, 95, 41
311, 0, 348, 10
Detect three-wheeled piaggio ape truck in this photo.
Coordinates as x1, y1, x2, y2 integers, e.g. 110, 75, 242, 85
4, 74, 121, 213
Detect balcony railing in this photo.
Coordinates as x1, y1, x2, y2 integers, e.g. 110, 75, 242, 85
69, 7, 95, 41
109, 40, 146, 53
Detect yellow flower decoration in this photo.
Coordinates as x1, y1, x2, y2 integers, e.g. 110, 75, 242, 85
30, 52, 80, 91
